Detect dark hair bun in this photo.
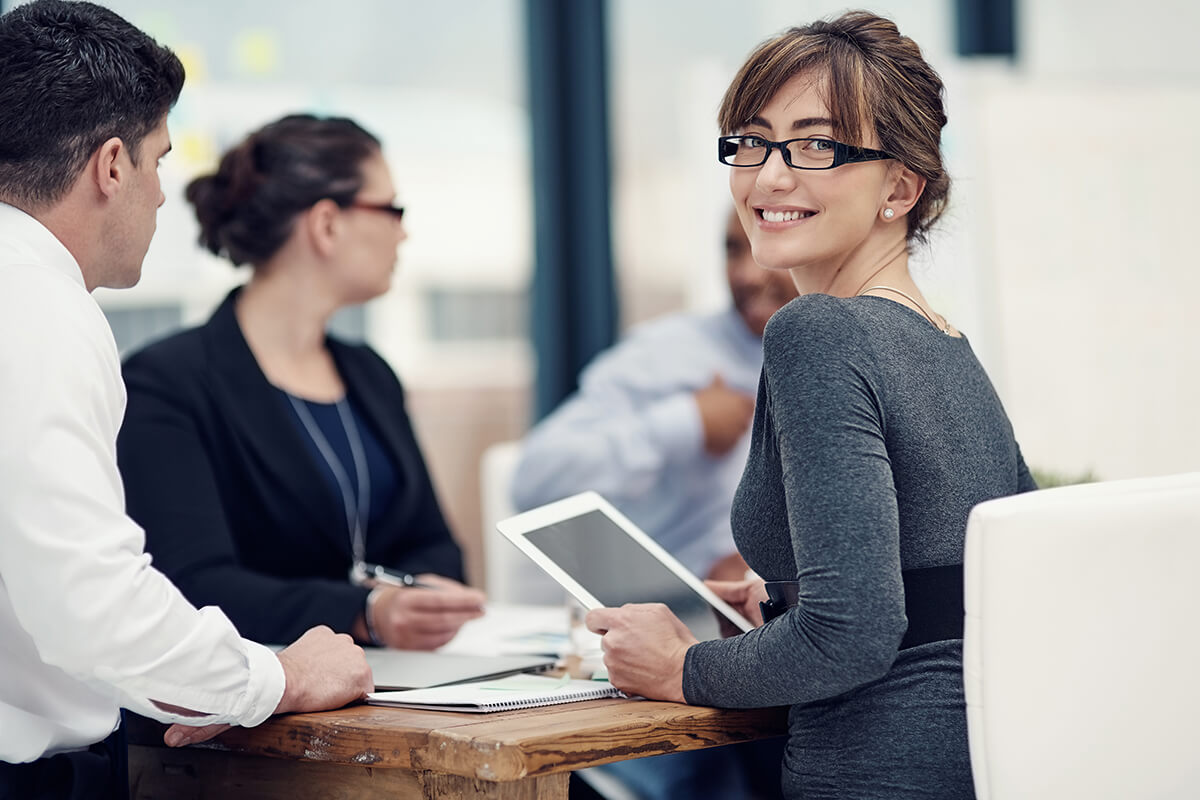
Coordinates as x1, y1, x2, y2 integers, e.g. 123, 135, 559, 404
185, 114, 380, 266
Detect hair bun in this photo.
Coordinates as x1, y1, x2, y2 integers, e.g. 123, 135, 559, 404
184, 113, 381, 266
184, 172, 228, 256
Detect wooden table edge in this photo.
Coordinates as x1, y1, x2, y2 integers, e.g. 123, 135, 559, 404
126, 698, 788, 782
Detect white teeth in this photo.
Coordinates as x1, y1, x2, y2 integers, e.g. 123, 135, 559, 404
762, 209, 810, 222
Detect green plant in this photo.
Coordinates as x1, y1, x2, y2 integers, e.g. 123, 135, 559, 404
1030, 467, 1098, 489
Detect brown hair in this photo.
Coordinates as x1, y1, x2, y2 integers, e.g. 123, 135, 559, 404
186, 114, 380, 267
718, 11, 949, 244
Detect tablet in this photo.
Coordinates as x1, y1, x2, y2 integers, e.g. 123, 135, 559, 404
497, 491, 753, 640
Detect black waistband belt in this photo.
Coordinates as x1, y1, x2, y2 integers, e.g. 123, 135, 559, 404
759, 564, 964, 651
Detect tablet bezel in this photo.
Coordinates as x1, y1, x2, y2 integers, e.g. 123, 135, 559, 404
497, 491, 754, 635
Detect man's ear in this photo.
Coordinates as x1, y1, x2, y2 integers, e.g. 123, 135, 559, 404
303, 198, 342, 258
881, 163, 926, 220
91, 137, 127, 201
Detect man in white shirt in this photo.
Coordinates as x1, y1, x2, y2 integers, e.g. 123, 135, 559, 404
0, 3, 372, 798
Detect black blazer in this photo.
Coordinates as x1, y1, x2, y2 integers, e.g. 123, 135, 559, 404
117, 288, 464, 644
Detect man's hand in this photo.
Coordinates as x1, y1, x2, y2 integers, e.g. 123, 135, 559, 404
272, 625, 374, 714
370, 574, 486, 650
705, 551, 750, 582
585, 604, 698, 703
164, 626, 372, 748
705, 575, 768, 628
164, 722, 229, 747
694, 375, 755, 456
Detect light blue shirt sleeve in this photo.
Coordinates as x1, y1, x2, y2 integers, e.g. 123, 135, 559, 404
508, 310, 765, 577
511, 351, 704, 510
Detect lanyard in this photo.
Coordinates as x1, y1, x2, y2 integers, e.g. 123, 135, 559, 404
287, 394, 371, 576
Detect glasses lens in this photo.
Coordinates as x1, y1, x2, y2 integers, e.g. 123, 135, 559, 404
721, 136, 770, 166
786, 139, 837, 168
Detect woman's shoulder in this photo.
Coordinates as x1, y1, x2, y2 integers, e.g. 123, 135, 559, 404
122, 324, 207, 376
764, 294, 870, 350
759, 295, 885, 397
768, 292, 859, 325
122, 290, 241, 377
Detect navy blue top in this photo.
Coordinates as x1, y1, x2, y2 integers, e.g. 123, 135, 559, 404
279, 391, 400, 536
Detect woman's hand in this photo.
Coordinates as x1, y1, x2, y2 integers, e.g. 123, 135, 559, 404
705, 575, 768, 628
369, 575, 486, 650
585, 603, 699, 703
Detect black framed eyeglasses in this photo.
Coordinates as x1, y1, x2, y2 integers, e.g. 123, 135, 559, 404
718, 135, 892, 170
345, 201, 405, 220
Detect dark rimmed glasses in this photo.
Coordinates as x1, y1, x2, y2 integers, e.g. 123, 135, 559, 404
345, 201, 405, 220
718, 135, 892, 170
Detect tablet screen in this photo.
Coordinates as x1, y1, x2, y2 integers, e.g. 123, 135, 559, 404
522, 509, 732, 641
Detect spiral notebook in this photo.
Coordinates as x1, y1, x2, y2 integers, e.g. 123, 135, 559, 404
367, 673, 623, 713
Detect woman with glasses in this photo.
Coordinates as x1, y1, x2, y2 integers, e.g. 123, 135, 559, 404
117, 114, 485, 651
587, 12, 1035, 799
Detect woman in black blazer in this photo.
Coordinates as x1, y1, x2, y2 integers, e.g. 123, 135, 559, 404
118, 114, 484, 648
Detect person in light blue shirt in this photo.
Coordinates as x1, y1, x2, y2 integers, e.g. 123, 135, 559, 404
511, 209, 797, 581
510, 210, 795, 800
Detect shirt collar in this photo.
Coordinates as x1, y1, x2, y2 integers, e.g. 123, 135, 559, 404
0, 202, 88, 291
721, 305, 765, 356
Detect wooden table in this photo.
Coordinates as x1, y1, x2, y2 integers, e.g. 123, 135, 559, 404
127, 697, 787, 799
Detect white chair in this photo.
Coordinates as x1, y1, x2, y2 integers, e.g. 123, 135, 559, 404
964, 472, 1200, 800
479, 440, 566, 605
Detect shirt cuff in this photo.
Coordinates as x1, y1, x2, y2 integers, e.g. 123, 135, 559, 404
236, 640, 286, 727
645, 392, 704, 462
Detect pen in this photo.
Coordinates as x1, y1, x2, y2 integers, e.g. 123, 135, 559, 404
361, 562, 436, 589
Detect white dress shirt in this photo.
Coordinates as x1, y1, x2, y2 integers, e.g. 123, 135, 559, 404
511, 307, 764, 576
0, 203, 285, 763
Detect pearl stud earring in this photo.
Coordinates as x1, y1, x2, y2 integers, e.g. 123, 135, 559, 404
883, 208, 895, 220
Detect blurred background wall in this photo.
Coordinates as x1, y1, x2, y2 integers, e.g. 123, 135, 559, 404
8, 0, 1196, 587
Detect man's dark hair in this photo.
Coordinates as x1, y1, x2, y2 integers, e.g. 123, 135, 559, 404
0, 0, 185, 209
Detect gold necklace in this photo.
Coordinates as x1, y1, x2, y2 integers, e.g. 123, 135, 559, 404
857, 285, 951, 335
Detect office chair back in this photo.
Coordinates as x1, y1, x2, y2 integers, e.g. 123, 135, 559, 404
964, 472, 1200, 799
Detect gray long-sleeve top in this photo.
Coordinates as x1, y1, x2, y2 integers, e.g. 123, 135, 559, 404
683, 294, 1035, 709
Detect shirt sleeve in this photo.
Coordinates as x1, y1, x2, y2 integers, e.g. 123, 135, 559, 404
682, 301, 907, 708
510, 331, 704, 511
0, 280, 284, 728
